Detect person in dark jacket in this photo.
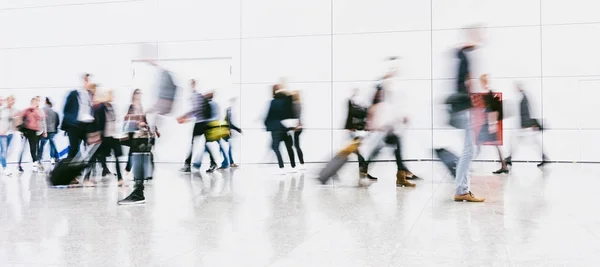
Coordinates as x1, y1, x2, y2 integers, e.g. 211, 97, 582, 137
62, 74, 95, 159
505, 82, 548, 167
290, 90, 305, 169
265, 84, 296, 173
39, 98, 60, 163
344, 88, 377, 181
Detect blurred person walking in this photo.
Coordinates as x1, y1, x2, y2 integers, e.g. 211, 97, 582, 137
39, 98, 60, 164
474, 75, 508, 174
124, 88, 144, 177
83, 89, 124, 186
221, 97, 242, 168
505, 82, 548, 167
265, 84, 296, 174
119, 62, 175, 205
447, 26, 485, 202
359, 72, 416, 188
177, 79, 215, 173
345, 88, 377, 181
289, 90, 305, 169
62, 74, 96, 159
202, 92, 230, 173
0, 96, 17, 176
15, 97, 47, 173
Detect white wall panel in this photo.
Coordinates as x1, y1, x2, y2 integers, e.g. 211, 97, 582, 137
543, 130, 581, 162
0, 0, 137, 9
579, 131, 600, 162
542, 0, 600, 25
0, 1, 153, 48
542, 24, 600, 77
432, 0, 540, 29
241, 0, 331, 38
432, 27, 541, 80
158, 40, 240, 84
241, 36, 331, 83
541, 78, 580, 130
333, 0, 430, 34
3, 45, 136, 89
157, 0, 240, 41
578, 80, 600, 130
333, 31, 431, 81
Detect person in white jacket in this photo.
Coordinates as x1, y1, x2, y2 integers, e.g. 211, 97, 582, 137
359, 71, 417, 187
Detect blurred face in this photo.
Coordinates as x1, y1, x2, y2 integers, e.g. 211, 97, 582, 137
191, 80, 196, 89
0, 97, 4, 106
32, 98, 39, 108
133, 90, 141, 101
468, 27, 484, 45
7, 97, 14, 107
479, 75, 488, 89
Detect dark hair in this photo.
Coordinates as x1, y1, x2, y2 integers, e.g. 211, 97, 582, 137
45, 97, 52, 107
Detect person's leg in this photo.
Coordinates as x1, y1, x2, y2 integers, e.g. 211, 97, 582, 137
226, 137, 235, 165
125, 132, 134, 172
26, 132, 39, 163
184, 123, 203, 169
118, 152, 146, 204
271, 131, 285, 169
67, 129, 82, 159
454, 110, 484, 202
48, 133, 59, 160
114, 149, 123, 181
0, 136, 7, 169
39, 137, 48, 162
217, 139, 229, 169
388, 134, 414, 187
18, 135, 27, 167
283, 132, 296, 168
294, 130, 305, 165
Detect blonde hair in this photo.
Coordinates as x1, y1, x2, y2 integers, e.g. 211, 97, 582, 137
94, 88, 113, 103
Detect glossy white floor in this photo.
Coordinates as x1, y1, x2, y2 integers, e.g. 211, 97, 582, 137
1, 160, 599, 267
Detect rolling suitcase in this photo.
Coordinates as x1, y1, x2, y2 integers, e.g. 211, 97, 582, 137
434, 148, 458, 177
49, 143, 100, 186
317, 138, 361, 184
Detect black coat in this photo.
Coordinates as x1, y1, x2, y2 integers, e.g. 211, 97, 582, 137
264, 92, 293, 132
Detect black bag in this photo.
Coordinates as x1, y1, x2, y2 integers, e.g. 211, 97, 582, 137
48, 144, 100, 186
349, 103, 368, 130
434, 148, 458, 177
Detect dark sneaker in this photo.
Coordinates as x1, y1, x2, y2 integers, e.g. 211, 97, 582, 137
493, 168, 509, 174
180, 166, 191, 173
18, 166, 24, 173
505, 157, 512, 166
206, 164, 217, 173
118, 189, 145, 205
102, 169, 112, 177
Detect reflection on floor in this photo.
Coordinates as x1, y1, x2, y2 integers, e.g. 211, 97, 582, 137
1, 161, 600, 266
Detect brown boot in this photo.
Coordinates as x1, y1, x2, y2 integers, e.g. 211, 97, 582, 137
454, 191, 485, 202
396, 170, 416, 187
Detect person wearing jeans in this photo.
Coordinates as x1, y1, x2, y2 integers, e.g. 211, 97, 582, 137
0, 95, 16, 175
454, 110, 477, 198
39, 98, 60, 163
452, 26, 485, 202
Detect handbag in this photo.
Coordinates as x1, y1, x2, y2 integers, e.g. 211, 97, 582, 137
205, 120, 231, 142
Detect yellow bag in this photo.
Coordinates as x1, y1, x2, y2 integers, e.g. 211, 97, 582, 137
205, 120, 230, 142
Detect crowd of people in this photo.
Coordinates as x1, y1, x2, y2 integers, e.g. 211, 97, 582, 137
0, 26, 550, 205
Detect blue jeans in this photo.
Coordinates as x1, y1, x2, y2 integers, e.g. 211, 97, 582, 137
39, 133, 59, 161
0, 134, 14, 168
455, 110, 475, 195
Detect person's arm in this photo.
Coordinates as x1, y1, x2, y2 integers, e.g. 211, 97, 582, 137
55, 112, 61, 131
179, 93, 203, 121
39, 109, 47, 136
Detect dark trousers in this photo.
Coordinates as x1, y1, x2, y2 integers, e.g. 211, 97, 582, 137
363, 133, 407, 172
270, 131, 295, 169
66, 123, 90, 158
21, 129, 40, 162
125, 132, 134, 172
292, 129, 305, 165
184, 122, 211, 166
39, 132, 59, 161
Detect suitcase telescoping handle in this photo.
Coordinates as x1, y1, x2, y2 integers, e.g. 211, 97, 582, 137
74, 143, 101, 163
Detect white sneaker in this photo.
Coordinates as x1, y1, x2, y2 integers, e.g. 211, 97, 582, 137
50, 158, 56, 165
299, 164, 306, 170
276, 168, 286, 175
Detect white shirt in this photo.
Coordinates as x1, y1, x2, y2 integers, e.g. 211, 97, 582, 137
77, 89, 94, 122
368, 77, 407, 136
0, 107, 15, 136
